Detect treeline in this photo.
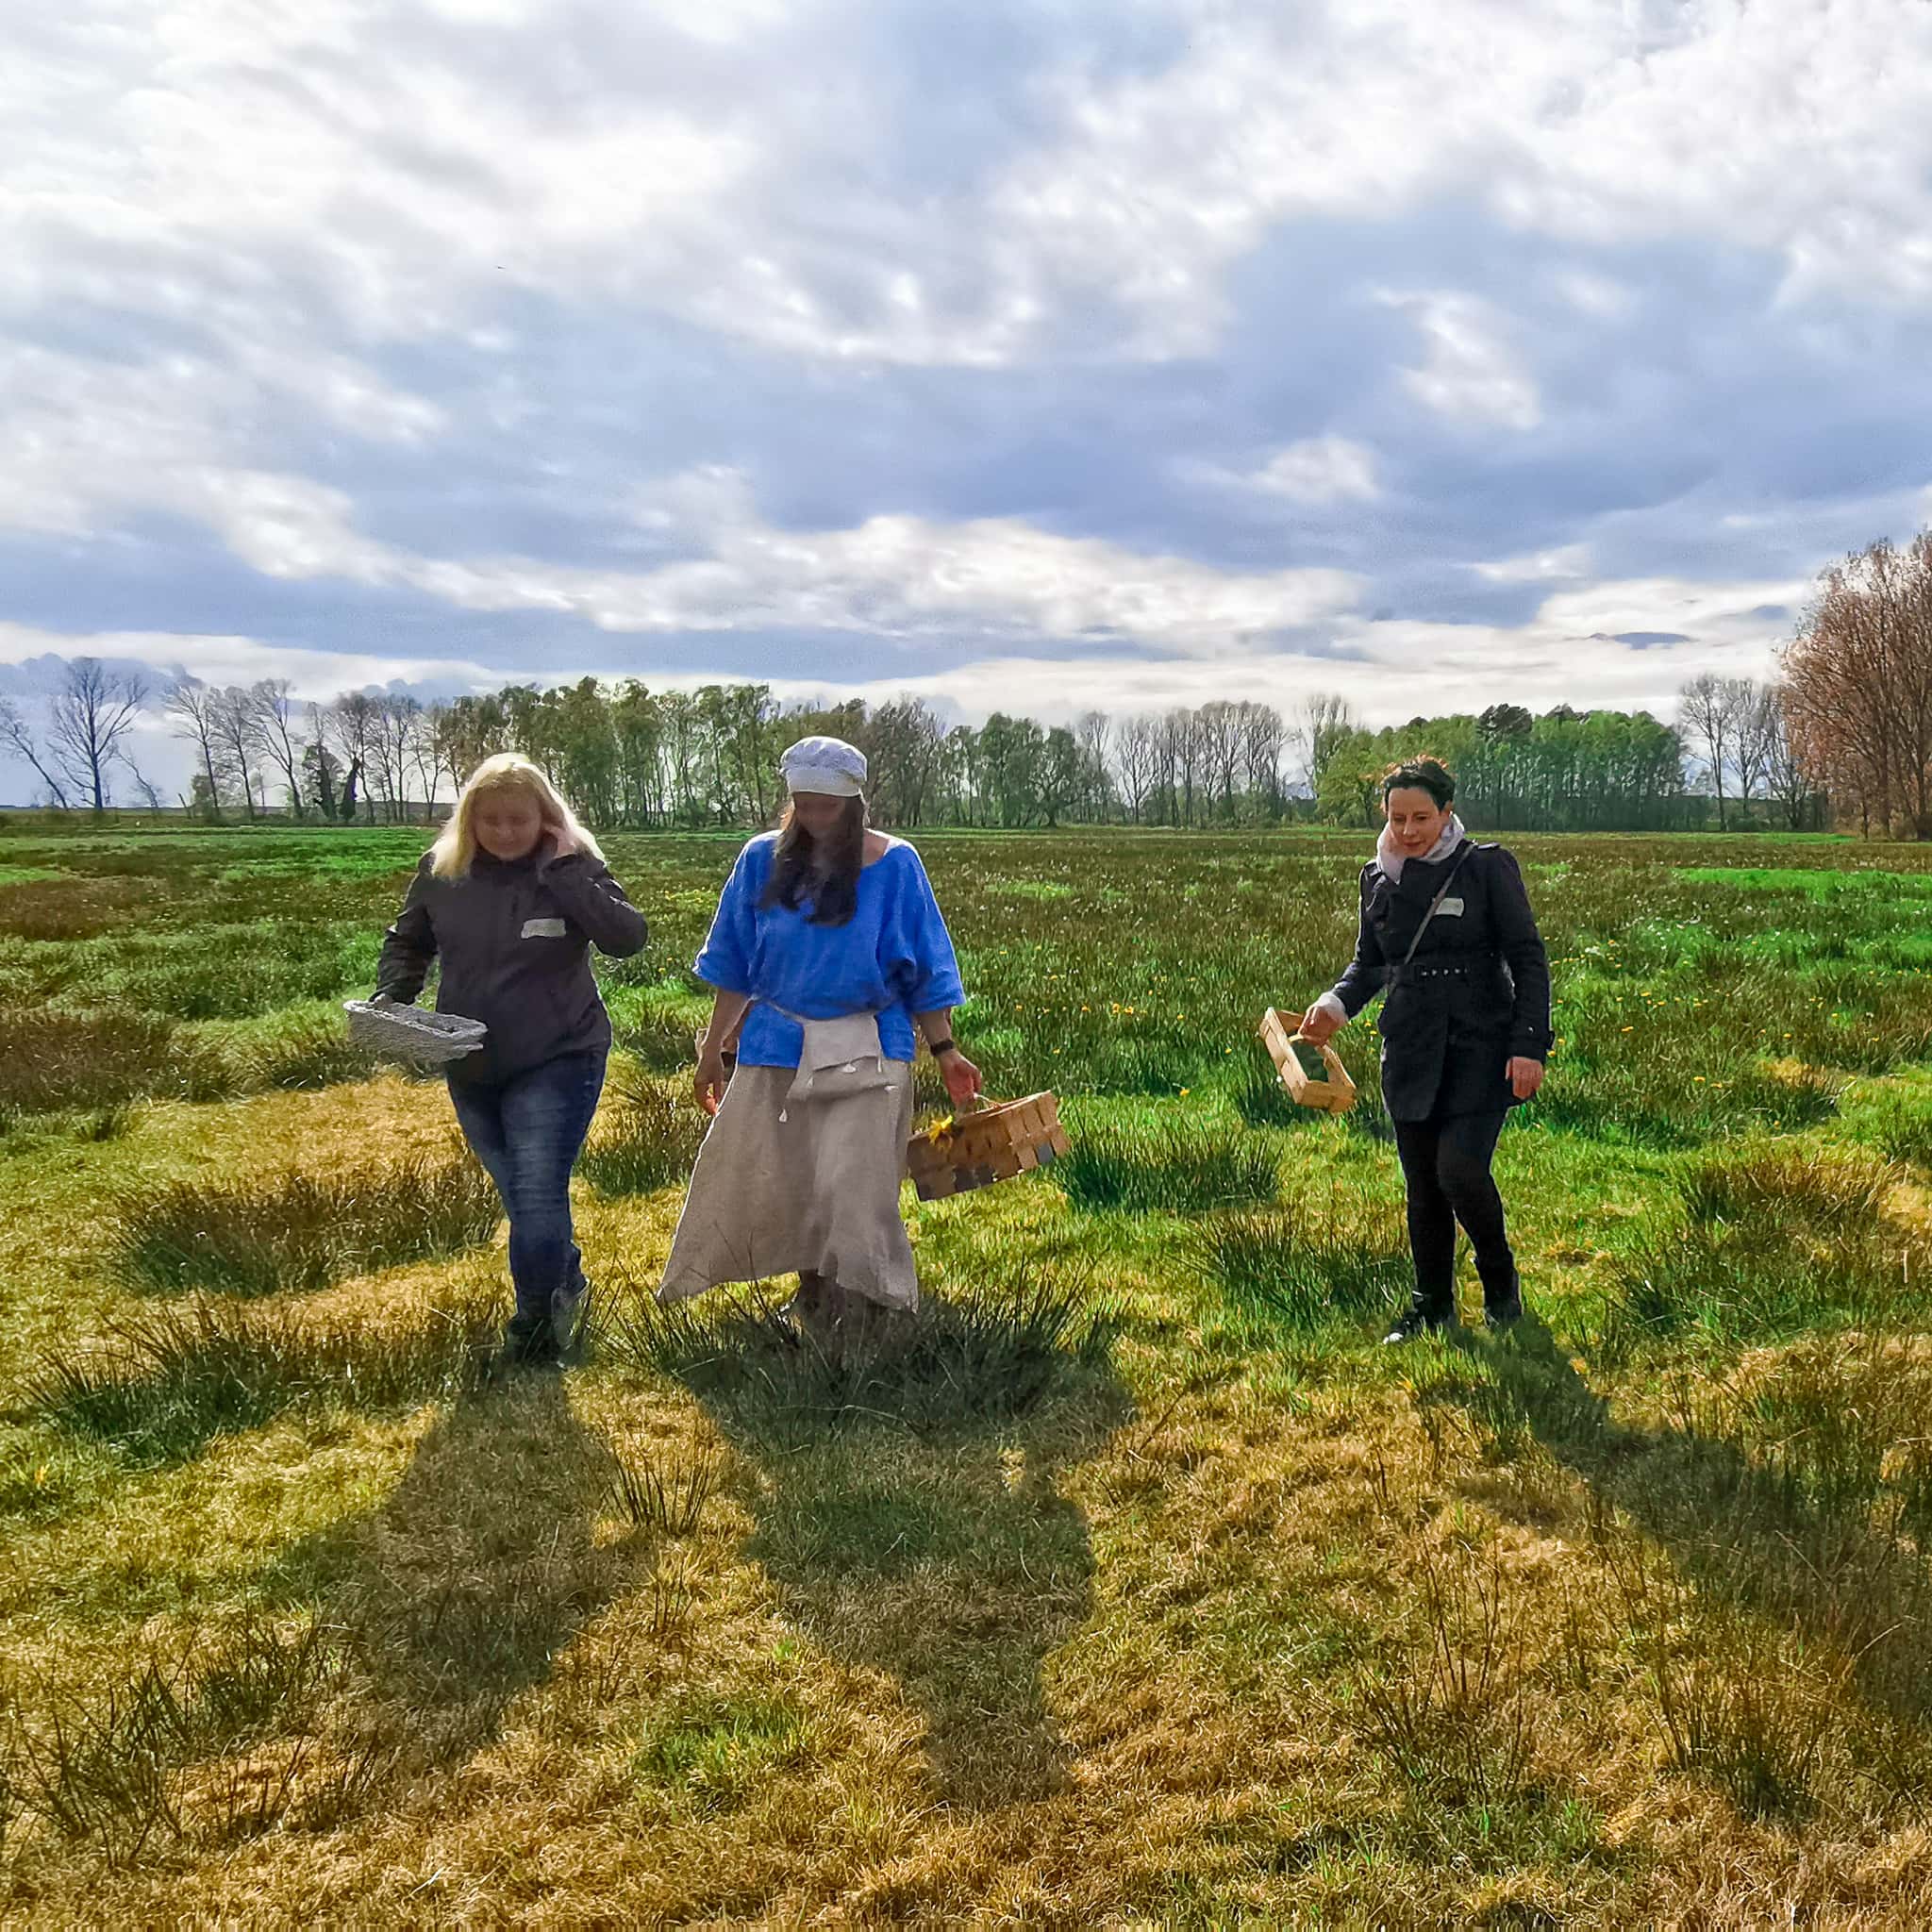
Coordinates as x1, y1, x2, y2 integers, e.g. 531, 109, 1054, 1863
0, 643, 1875, 836
146, 675, 1728, 833
2, 656, 1805, 832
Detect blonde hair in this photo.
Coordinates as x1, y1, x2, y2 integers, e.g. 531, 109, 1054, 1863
429, 754, 605, 878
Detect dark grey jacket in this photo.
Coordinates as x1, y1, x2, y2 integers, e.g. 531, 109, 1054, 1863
1329, 840, 1552, 1122
375, 848, 648, 1085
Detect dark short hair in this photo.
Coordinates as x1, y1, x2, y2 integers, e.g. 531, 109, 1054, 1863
1381, 757, 1456, 808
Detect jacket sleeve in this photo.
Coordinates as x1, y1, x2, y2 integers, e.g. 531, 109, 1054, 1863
1325, 867, 1388, 1019
1488, 847, 1553, 1058
375, 859, 438, 1002
540, 854, 649, 958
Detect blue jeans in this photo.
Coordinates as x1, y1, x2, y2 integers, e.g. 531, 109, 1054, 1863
448, 1051, 607, 1322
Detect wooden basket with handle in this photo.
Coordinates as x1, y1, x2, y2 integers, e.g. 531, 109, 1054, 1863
1259, 1008, 1358, 1115
906, 1092, 1070, 1202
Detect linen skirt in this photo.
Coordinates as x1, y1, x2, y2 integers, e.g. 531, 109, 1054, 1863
657, 1063, 919, 1309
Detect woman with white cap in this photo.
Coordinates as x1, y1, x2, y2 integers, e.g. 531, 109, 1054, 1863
658, 735, 982, 1345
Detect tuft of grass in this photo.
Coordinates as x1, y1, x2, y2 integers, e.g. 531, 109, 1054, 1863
608, 1001, 706, 1073
1346, 1540, 1536, 1811
1607, 1143, 1927, 1353
1675, 1137, 1900, 1231
1193, 1187, 1410, 1331
1607, 1535, 1840, 1822
112, 1152, 501, 1296
34, 1294, 497, 1465
581, 1073, 708, 1197
632, 1695, 816, 1814
0, 1008, 178, 1113
600, 1265, 1117, 1440
1051, 1115, 1279, 1214
3, 1615, 343, 1861
609, 1447, 723, 1540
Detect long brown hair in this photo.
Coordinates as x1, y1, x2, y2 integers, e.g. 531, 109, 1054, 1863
760, 795, 868, 925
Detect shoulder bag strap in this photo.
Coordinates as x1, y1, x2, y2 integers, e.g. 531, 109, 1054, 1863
1398, 841, 1476, 968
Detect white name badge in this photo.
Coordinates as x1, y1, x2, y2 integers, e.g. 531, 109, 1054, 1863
1436, 898, 1466, 917
522, 917, 567, 939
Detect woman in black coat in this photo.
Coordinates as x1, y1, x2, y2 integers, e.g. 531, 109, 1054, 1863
1299, 758, 1552, 1341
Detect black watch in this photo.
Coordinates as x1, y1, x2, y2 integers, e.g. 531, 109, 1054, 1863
929, 1038, 958, 1058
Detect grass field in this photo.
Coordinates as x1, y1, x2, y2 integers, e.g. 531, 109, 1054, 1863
6, 822, 1932, 1924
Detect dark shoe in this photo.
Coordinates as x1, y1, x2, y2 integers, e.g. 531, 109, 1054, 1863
503, 1312, 558, 1367
1383, 1305, 1458, 1344
787, 1273, 846, 1349
1484, 1293, 1524, 1330
550, 1278, 592, 1361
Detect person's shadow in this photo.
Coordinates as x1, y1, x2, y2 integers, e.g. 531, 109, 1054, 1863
1427, 1315, 1932, 1731
650, 1285, 1127, 1807
312, 1364, 629, 1771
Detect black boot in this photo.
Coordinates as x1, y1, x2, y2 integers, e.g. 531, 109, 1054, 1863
1478, 1257, 1524, 1330
503, 1309, 558, 1367
1383, 1300, 1459, 1344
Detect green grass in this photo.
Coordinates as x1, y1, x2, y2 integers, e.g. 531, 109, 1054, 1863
110, 1153, 502, 1297
10, 823, 1932, 1922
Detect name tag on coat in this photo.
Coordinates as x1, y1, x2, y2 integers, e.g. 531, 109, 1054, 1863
522, 917, 567, 939
1436, 898, 1466, 917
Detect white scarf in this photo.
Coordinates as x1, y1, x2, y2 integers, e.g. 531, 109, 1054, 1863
1375, 811, 1467, 884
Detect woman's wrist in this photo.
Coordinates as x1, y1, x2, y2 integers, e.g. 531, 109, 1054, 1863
927, 1037, 957, 1058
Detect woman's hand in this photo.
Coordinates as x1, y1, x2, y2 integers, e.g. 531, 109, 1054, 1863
939, 1049, 983, 1111
1298, 1003, 1341, 1045
1507, 1056, 1544, 1102
542, 822, 579, 863
693, 1044, 730, 1116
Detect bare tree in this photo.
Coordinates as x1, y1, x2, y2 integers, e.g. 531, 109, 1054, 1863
1677, 673, 1750, 832
1733, 680, 1780, 818
163, 679, 231, 818
1760, 682, 1816, 831
1288, 692, 1358, 799
328, 693, 382, 822
411, 702, 447, 813
48, 658, 149, 816
1784, 535, 1932, 838
208, 687, 262, 819
0, 696, 73, 808
249, 679, 308, 816
1074, 709, 1114, 820
1197, 701, 1243, 819
1238, 700, 1287, 817
1111, 714, 1158, 824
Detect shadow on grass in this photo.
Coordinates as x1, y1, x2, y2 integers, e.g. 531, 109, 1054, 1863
1424, 1316, 1932, 1798
316, 1367, 630, 1772
603, 1269, 1128, 1807
5, 1358, 640, 1860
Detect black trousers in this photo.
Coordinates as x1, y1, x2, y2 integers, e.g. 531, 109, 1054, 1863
1391, 1109, 1515, 1314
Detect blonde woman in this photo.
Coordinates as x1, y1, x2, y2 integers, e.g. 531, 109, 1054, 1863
658, 736, 980, 1347
375, 754, 647, 1363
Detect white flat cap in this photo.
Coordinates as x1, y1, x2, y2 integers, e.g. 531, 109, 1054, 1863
779, 735, 867, 797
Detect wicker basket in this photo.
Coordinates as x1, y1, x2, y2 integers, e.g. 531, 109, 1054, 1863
906, 1092, 1070, 1202
343, 998, 488, 1068
1259, 1007, 1357, 1114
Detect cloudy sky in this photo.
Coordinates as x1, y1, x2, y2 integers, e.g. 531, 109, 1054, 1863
6, 0, 1932, 799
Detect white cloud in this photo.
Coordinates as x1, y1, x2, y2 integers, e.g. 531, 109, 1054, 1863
1245, 437, 1382, 506
11, 0, 1929, 388
0, 624, 503, 701
1470, 542, 1593, 585
1386, 291, 1541, 432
